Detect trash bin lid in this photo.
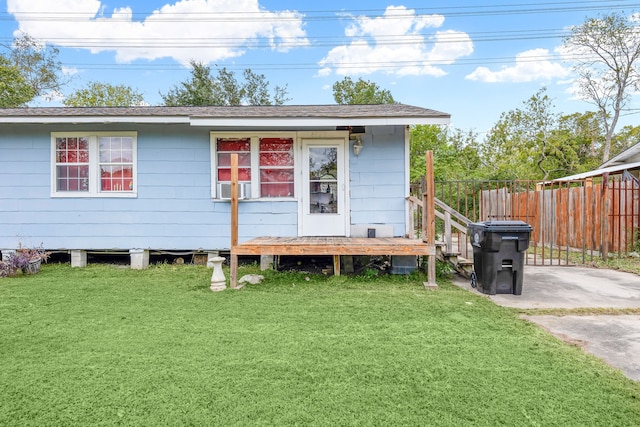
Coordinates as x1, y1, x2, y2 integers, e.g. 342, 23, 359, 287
474, 220, 532, 232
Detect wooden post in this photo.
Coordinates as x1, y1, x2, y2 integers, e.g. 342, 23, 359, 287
230, 153, 240, 289
601, 172, 609, 260
444, 211, 452, 254
424, 150, 437, 288
407, 197, 414, 238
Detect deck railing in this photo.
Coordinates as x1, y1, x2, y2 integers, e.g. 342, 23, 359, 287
407, 196, 472, 258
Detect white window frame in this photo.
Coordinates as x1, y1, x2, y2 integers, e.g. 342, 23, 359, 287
210, 132, 298, 200
50, 131, 138, 198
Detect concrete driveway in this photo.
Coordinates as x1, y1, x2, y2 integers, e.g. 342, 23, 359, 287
451, 266, 640, 381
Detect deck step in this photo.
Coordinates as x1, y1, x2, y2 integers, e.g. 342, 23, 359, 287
437, 250, 474, 279
455, 257, 474, 277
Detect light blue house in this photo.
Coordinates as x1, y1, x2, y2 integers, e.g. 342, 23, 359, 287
0, 104, 449, 267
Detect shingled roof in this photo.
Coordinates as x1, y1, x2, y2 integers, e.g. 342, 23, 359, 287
0, 104, 450, 126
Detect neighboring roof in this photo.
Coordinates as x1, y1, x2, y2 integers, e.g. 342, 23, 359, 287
0, 104, 450, 127
548, 160, 640, 182
600, 141, 640, 168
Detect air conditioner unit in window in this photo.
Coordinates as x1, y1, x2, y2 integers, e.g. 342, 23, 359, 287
218, 182, 250, 200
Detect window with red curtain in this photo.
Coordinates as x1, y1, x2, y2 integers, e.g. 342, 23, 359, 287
52, 132, 137, 197
216, 138, 252, 183
259, 138, 294, 197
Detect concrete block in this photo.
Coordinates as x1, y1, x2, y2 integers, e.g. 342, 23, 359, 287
342, 255, 355, 274
130, 249, 149, 270
70, 250, 87, 268
260, 255, 275, 270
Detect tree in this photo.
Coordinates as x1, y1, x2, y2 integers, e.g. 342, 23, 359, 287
481, 88, 599, 181
5, 33, 68, 102
556, 111, 603, 173
482, 88, 606, 181
332, 77, 396, 104
63, 81, 145, 107
410, 125, 481, 182
162, 61, 217, 106
611, 124, 640, 159
0, 56, 34, 107
161, 61, 289, 106
563, 12, 640, 162
243, 69, 290, 105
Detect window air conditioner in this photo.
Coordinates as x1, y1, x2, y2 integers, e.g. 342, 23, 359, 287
218, 182, 250, 200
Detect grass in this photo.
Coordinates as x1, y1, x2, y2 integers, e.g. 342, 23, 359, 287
1, 263, 639, 426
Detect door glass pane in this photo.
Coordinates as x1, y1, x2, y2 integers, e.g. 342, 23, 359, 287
309, 147, 338, 214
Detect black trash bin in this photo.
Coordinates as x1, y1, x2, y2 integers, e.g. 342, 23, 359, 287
468, 220, 532, 295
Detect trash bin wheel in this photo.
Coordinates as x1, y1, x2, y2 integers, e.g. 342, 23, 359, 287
470, 271, 477, 288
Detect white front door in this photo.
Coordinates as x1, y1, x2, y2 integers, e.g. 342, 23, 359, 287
300, 138, 348, 236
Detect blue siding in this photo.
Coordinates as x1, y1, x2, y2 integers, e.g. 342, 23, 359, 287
0, 124, 297, 250
0, 123, 409, 250
349, 125, 407, 236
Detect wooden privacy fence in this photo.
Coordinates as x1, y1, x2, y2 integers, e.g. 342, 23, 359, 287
485, 179, 640, 262
412, 177, 640, 265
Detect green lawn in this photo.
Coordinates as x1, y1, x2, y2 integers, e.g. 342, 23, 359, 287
1, 263, 639, 426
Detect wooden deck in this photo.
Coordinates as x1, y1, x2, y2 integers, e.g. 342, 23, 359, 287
233, 236, 435, 256
232, 236, 435, 278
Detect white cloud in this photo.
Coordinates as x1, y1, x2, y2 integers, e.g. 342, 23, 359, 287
7, 0, 309, 65
318, 5, 473, 77
465, 48, 570, 83
61, 66, 80, 76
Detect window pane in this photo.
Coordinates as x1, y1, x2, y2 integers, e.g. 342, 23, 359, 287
260, 152, 294, 166
120, 141, 133, 161
99, 139, 110, 162
218, 168, 251, 182
309, 147, 337, 213
98, 137, 135, 192
310, 182, 337, 213
56, 137, 89, 164
79, 149, 89, 162
217, 152, 251, 167
217, 138, 250, 152
259, 138, 293, 151
309, 147, 337, 180
261, 183, 294, 198
260, 169, 293, 183
101, 165, 134, 192
56, 165, 89, 192
100, 137, 132, 163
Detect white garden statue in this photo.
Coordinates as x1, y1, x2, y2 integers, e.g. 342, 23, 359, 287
210, 256, 227, 292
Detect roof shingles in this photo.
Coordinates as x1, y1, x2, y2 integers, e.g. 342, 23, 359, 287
0, 104, 449, 120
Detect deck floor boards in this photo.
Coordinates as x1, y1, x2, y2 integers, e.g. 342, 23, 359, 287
232, 236, 435, 256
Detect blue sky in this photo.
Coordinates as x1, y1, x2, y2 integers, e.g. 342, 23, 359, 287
2, 0, 640, 133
